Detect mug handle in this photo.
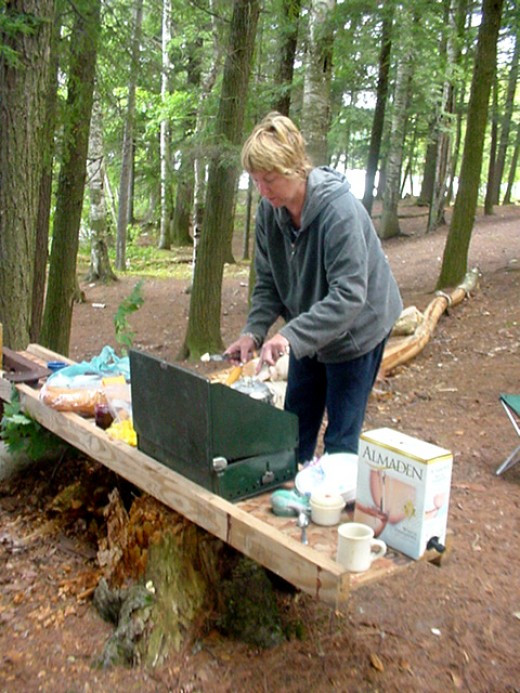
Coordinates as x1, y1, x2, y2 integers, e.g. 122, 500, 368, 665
369, 539, 387, 563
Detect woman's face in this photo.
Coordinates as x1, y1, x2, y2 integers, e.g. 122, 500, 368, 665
251, 171, 302, 208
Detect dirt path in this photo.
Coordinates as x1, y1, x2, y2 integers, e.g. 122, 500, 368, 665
1, 205, 519, 692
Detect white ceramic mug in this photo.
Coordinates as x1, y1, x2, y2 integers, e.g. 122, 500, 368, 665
336, 522, 387, 572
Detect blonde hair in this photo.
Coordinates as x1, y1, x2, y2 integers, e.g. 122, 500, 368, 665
241, 112, 313, 180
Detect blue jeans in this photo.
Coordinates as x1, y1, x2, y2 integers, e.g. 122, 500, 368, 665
284, 337, 387, 462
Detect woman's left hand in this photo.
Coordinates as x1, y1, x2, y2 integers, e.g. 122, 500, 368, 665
256, 334, 290, 373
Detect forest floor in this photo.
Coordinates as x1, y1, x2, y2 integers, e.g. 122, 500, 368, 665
1, 202, 520, 692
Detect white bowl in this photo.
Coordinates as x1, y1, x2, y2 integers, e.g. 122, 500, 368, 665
318, 453, 358, 503
295, 453, 358, 503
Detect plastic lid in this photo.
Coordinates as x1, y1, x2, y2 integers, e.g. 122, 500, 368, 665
310, 491, 345, 509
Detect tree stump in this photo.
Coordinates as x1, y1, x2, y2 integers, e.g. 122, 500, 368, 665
93, 489, 286, 666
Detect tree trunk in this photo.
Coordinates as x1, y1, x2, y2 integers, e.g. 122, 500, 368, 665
491, 24, 519, 204
272, 0, 302, 116
242, 176, 254, 261
86, 93, 117, 284
40, 0, 101, 356
379, 14, 414, 240
31, 5, 61, 343
418, 124, 437, 206
300, 0, 336, 166
171, 165, 195, 247
484, 76, 499, 215
437, 0, 504, 290
158, 0, 172, 251
182, 0, 260, 359
0, 0, 54, 349
172, 38, 203, 248
445, 0, 471, 208
428, 0, 462, 231
188, 0, 224, 291
503, 118, 520, 205
116, 0, 143, 271
362, 6, 394, 215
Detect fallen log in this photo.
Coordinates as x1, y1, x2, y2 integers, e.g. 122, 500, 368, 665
380, 267, 480, 376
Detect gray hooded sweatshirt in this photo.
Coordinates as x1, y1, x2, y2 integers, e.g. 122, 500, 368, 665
244, 166, 403, 363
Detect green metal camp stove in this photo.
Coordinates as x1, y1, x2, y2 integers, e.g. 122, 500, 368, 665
129, 349, 298, 502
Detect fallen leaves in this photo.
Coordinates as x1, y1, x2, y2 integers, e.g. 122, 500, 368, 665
370, 652, 384, 672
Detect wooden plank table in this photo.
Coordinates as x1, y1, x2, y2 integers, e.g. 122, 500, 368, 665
0, 344, 424, 608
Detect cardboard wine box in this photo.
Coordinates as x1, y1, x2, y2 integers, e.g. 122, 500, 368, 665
354, 428, 453, 560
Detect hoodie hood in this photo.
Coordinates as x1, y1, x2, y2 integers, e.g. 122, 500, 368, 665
273, 166, 351, 231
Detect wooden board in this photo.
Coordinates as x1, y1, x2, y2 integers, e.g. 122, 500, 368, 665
0, 344, 422, 608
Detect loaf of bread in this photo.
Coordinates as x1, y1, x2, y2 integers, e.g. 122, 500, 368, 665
40, 386, 108, 416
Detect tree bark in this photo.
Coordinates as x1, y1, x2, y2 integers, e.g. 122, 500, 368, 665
362, 5, 393, 215
172, 37, 203, 248
116, 0, 143, 271
379, 11, 414, 240
31, 4, 61, 343
182, 0, 260, 359
437, 0, 504, 290
40, 0, 101, 355
503, 117, 520, 205
158, 0, 172, 251
418, 122, 438, 207
428, 0, 459, 232
300, 0, 336, 166
86, 93, 117, 283
272, 0, 302, 116
491, 24, 519, 204
444, 0, 471, 208
484, 76, 499, 215
189, 0, 224, 291
0, 0, 54, 349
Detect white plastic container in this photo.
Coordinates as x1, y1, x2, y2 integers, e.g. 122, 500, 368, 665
310, 491, 345, 526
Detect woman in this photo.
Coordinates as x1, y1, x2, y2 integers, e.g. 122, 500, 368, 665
225, 112, 402, 462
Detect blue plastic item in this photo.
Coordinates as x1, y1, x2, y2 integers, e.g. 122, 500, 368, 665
46, 346, 130, 384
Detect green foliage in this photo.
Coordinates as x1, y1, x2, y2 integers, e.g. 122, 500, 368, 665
0, 389, 64, 461
114, 280, 145, 353
0, 6, 47, 67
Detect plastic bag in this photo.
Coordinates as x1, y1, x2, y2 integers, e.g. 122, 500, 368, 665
45, 345, 130, 384
39, 346, 130, 416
